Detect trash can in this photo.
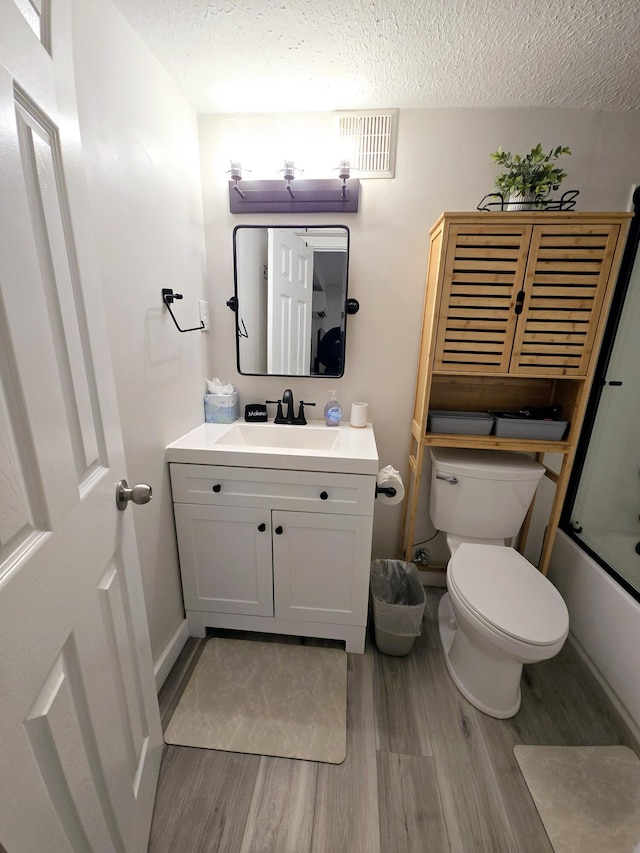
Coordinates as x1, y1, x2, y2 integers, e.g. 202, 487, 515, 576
370, 559, 426, 656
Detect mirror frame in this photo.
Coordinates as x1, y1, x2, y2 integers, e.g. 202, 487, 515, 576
231, 224, 352, 378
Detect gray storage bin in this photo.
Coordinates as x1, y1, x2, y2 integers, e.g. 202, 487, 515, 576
491, 412, 568, 441
370, 560, 426, 656
428, 410, 494, 435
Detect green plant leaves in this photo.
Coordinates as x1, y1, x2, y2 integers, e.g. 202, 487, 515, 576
489, 143, 571, 200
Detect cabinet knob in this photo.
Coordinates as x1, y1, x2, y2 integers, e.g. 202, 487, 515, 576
275, 525, 284, 535
258, 523, 266, 532
320, 490, 329, 500
212, 484, 222, 493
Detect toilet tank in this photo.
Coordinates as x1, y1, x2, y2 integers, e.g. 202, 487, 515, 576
429, 447, 545, 539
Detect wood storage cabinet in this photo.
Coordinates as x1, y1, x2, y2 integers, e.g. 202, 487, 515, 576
403, 211, 631, 575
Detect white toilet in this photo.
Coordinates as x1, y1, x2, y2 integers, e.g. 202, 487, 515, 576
430, 447, 569, 719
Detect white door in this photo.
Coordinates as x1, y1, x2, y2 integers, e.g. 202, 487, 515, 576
0, 3, 162, 852
267, 229, 312, 374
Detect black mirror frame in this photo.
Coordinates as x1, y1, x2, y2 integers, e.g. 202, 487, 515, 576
230, 224, 354, 378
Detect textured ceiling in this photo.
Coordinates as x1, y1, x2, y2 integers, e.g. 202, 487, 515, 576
111, 0, 640, 114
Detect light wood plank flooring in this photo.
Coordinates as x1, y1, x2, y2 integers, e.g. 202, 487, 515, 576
149, 588, 638, 852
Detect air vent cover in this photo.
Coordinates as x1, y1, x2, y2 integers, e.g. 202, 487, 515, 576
335, 110, 397, 178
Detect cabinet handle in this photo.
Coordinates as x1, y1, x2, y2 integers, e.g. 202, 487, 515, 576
514, 290, 525, 315
211, 484, 222, 493
274, 525, 284, 535
320, 490, 329, 500
258, 523, 266, 532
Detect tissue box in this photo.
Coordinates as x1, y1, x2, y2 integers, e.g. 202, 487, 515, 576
204, 392, 239, 424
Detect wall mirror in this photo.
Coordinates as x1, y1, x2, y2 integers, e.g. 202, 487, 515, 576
231, 225, 353, 377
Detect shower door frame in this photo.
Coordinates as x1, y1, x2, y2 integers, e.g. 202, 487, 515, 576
561, 185, 640, 603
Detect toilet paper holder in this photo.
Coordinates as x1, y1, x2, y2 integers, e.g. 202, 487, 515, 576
375, 484, 397, 499
375, 465, 405, 505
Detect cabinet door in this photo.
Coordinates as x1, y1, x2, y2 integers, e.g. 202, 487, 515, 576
173, 504, 273, 616
433, 223, 532, 372
510, 223, 623, 375
271, 511, 373, 626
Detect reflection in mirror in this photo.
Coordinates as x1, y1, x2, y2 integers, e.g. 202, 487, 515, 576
233, 225, 350, 377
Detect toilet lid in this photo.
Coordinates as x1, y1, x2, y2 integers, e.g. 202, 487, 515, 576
449, 544, 568, 646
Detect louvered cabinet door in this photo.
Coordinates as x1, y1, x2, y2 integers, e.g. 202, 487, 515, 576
433, 223, 532, 372
510, 223, 623, 375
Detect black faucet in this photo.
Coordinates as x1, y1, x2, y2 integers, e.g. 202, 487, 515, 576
266, 389, 295, 424
267, 389, 315, 424
281, 389, 295, 423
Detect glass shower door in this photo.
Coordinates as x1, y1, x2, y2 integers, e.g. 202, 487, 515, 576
565, 195, 640, 598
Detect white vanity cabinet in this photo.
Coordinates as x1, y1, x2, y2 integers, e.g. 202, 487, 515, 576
169, 462, 376, 653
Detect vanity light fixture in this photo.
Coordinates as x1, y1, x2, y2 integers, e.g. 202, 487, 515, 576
228, 159, 359, 214
280, 159, 299, 198
228, 160, 248, 199
336, 159, 351, 199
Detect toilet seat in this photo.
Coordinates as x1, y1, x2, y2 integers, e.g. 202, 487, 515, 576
448, 544, 568, 647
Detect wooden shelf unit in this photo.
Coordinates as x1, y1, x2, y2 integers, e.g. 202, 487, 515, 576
403, 211, 631, 575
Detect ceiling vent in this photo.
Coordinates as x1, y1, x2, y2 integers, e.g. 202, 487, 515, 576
335, 110, 398, 179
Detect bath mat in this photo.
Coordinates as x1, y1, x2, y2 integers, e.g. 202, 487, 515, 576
514, 745, 640, 853
164, 638, 347, 764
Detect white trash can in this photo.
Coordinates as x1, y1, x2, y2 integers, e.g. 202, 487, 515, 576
370, 559, 426, 656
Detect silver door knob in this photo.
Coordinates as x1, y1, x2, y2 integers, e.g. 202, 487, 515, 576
116, 479, 152, 511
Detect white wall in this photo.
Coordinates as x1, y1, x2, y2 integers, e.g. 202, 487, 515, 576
71, 0, 207, 667
199, 108, 640, 559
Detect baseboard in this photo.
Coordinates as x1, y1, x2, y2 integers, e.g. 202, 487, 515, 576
567, 632, 640, 749
154, 618, 190, 692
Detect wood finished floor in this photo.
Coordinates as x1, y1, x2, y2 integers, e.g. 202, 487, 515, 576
149, 588, 638, 853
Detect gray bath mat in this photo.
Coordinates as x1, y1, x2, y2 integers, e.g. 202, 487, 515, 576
514, 745, 640, 853
165, 638, 347, 764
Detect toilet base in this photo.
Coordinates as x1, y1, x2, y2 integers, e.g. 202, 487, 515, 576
438, 593, 522, 719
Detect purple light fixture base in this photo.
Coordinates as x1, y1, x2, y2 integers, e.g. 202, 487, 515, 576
229, 178, 360, 214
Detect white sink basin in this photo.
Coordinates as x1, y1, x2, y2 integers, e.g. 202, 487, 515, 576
166, 421, 379, 474
215, 423, 340, 451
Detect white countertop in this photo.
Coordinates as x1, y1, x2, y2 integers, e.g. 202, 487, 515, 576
165, 420, 379, 475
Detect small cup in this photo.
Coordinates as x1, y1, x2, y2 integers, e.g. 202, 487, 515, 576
350, 402, 368, 428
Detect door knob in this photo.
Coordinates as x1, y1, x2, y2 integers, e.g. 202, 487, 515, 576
274, 525, 284, 535
116, 479, 152, 511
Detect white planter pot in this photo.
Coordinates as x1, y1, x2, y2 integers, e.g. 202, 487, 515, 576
507, 192, 538, 211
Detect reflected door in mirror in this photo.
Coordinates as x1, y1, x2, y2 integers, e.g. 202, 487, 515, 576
233, 225, 350, 377
267, 228, 312, 374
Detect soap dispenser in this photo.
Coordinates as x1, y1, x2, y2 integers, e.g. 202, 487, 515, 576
324, 390, 342, 427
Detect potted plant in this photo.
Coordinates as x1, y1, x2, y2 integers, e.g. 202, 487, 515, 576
490, 143, 571, 209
